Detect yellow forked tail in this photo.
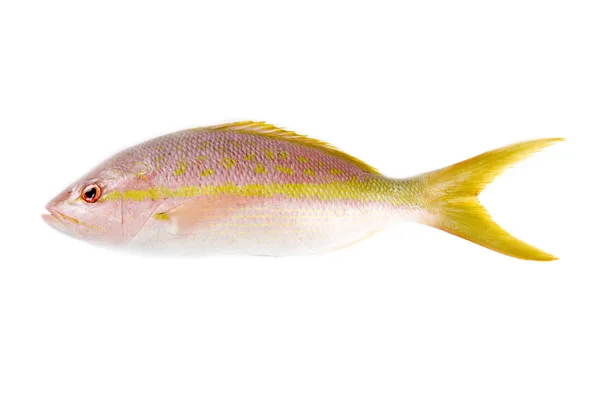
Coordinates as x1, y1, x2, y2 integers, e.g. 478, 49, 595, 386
422, 138, 563, 261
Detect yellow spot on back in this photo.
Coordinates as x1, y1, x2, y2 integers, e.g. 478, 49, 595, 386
174, 160, 188, 176
155, 155, 166, 170
278, 151, 289, 159
206, 121, 380, 174
196, 155, 207, 163
255, 163, 266, 174
304, 168, 315, 176
275, 166, 294, 175
221, 157, 236, 170
134, 162, 149, 180
244, 153, 256, 161
265, 149, 275, 160
329, 168, 343, 175
297, 156, 309, 163
200, 168, 214, 177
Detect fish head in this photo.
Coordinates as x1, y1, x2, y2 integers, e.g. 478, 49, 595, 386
43, 162, 127, 244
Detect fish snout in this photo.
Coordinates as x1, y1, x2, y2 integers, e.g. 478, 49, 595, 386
42, 204, 77, 234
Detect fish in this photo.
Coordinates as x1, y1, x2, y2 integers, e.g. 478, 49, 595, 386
43, 121, 563, 260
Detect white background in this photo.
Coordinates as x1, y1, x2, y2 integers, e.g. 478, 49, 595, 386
0, 1, 597, 406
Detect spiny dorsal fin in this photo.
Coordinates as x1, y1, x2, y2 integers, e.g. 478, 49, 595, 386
207, 121, 380, 174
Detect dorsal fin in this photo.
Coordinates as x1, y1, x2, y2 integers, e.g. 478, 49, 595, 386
207, 121, 380, 174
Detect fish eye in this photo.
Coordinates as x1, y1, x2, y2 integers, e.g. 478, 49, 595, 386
81, 184, 102, 203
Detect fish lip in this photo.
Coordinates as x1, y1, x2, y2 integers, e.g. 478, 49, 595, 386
42, 205, 78, 230
44, 203, 79, 224
43, 205, 62, 224
42, 208, 67, 231
42, 211, 59, 222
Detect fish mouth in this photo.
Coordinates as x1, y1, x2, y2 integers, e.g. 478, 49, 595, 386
42, 207, 79, 233
42, 211, 58, 224
43, 206, 102, 236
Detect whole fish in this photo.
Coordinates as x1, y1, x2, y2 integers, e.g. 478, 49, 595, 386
43, 121, 562, 260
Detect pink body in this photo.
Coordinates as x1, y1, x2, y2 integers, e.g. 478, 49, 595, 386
44, 122, 425, 255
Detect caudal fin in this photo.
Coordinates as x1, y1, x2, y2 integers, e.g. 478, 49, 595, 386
421, 138, 563, 261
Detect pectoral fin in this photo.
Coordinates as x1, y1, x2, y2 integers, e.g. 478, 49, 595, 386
153, 195, 253, 233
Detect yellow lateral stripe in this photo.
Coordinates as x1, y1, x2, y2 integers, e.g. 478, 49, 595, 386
99, 178, 424, 205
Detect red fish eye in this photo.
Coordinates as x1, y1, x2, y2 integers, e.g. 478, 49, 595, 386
82, 184, 102, 203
